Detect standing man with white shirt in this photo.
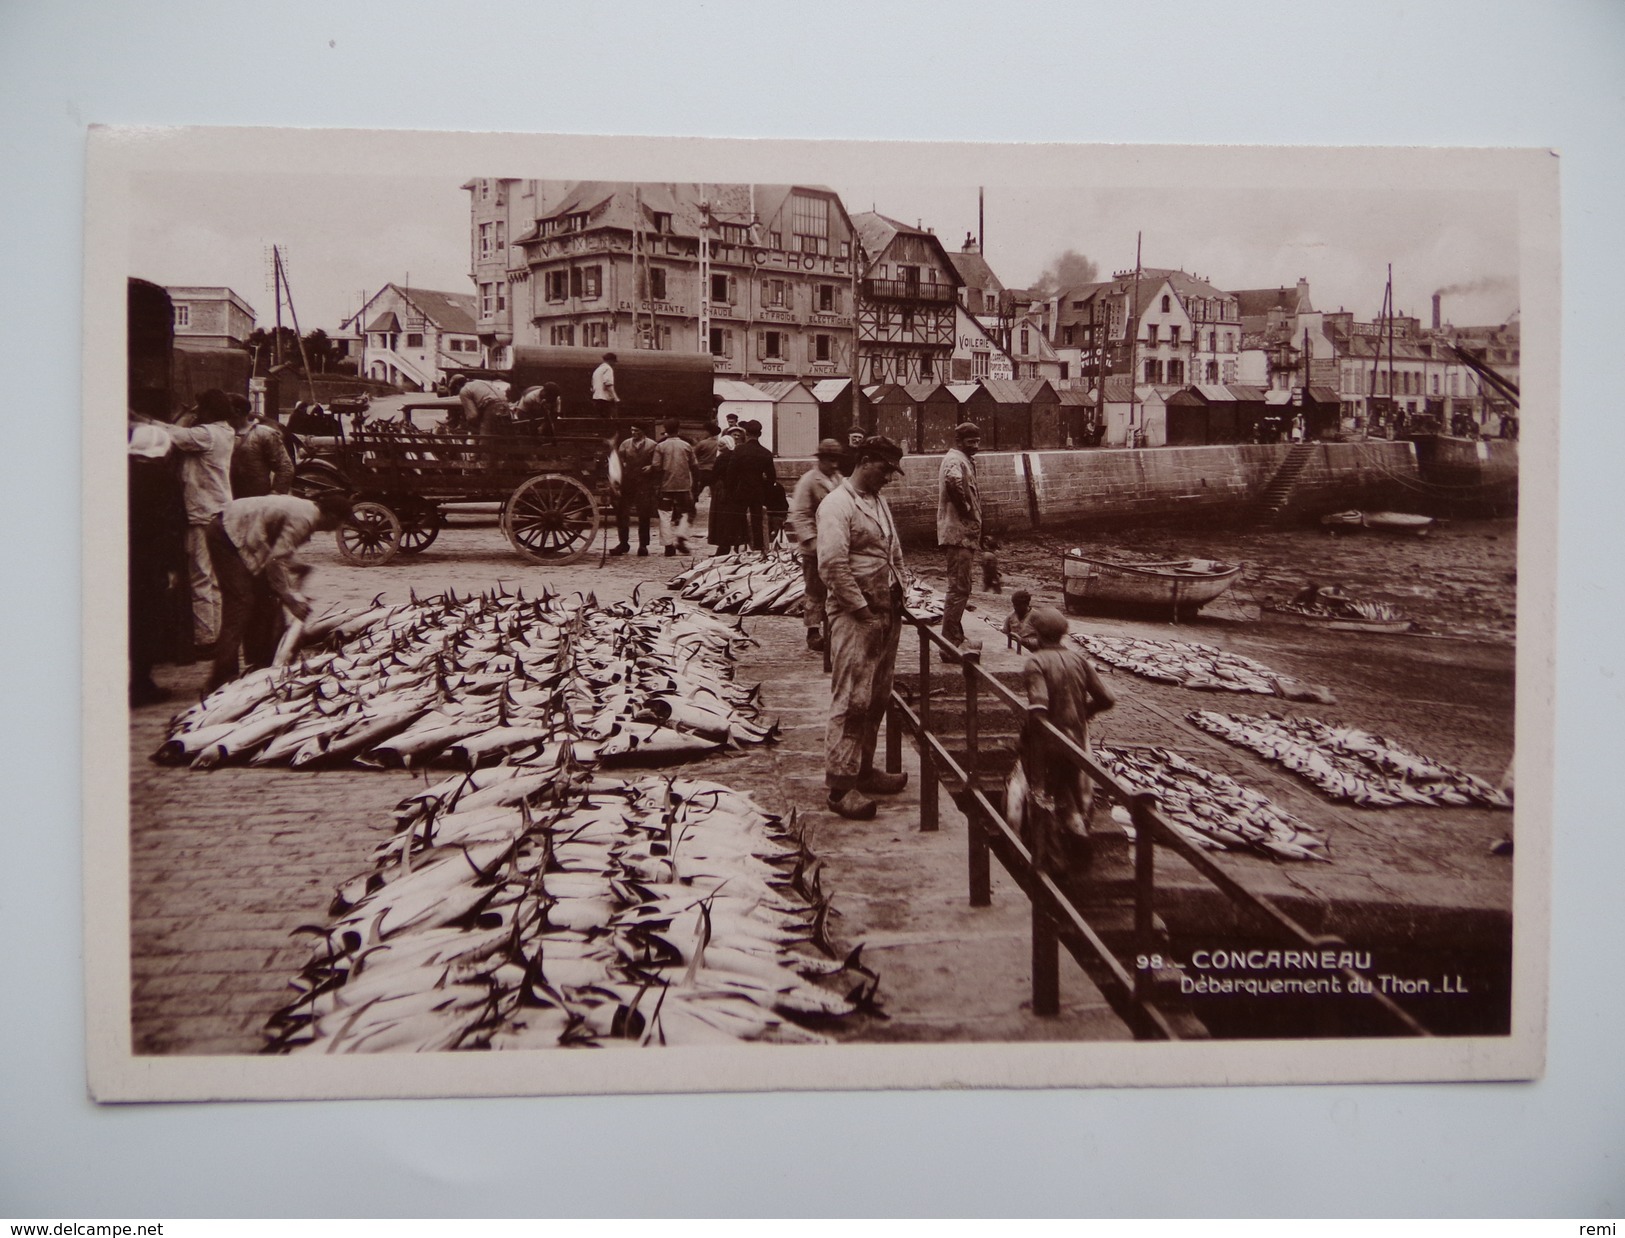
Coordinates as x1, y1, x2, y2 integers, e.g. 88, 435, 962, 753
167, 388, 237, 653
937, 421, 984, 649
591, 352, 621, 426
817, 436, 909, 819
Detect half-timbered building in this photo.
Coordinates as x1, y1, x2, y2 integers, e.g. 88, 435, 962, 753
851, 212, 963, 387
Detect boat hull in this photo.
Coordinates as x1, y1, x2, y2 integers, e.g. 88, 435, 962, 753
1062, 553, 1243, 619
1261, 604, 1412, 634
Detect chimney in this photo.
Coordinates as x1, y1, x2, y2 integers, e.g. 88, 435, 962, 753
1432, 293, 1441, 331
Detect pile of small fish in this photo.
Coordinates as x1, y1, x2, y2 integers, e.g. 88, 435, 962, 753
156, 588, 776, 770
1074, 635, 1285, 695
1186, 710, 1514, 809
266, 765, 879, 1052
670, 546, 945, 622
1095, 745, 1328, 861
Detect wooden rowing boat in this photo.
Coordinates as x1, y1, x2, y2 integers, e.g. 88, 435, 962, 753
1061, 552, 1243, 620
1261, 603, 1412, 634
1320, 510, 1435, 536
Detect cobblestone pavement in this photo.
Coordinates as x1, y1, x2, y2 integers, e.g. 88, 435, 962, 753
129, 514, 1128, 1055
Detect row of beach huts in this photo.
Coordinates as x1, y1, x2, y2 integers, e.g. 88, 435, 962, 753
714, 375, 1345, 458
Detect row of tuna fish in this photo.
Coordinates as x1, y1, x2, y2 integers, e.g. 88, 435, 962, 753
1073, 634, 1336, 704
1075, 635, 1289, 696
267, 763, 879, 1052
1095, 745, 1329, 862
1186, 710, 1514, 810
669, 545, 946, 622
155, 587, 776, 770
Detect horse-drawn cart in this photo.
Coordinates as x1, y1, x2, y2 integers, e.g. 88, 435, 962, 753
293, 407, 610, 567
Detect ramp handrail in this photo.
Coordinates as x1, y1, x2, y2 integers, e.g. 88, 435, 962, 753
886, 608, 1429, 1039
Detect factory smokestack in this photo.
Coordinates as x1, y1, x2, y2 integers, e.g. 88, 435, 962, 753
1432, 293, 1441, 331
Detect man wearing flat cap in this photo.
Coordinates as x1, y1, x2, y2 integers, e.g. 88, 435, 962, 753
817, 436, 909, 819
788, 439, 847, 652
937, 421, 984, 647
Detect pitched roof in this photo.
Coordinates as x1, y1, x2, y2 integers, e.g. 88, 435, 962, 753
714, 379, 772, 401
903, 382, 938, 403
1230, 282, 1313, 333
977, 378, 1029, 404
1226, 384, 1267, 401
1056, 388, 1093, 406
867, 383, 915, 405
810, 378, 853, 403
1017, 377, 1058, 401
400, 287, 478, 333
849, 211, 963, 284
351, 284, 478, 335
949, 249, 1005, 296
1192, 384, 1237, 402
945, 383, 978, 403
752, 379, 810, 401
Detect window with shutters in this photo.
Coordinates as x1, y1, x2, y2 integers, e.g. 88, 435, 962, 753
1144, 358, 1161, 383
1206, 360, 1219, 382
817, 284, 837, 312
1167, 359, 1184, 384
710, 327, 726, 356
764, 331, 783, 359
764, 279, 786, 308
711, 273, 730, 304
584, 322, 608, 348
550, 323, 575, 346
1145, 324, 1158, 345
545, 271, 568, 302
815, 333, 832, 362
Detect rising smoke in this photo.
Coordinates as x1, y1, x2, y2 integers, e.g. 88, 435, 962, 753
1433, 275, 1515, 298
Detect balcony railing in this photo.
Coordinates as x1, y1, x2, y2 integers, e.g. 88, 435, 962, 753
862, 278, 957, 304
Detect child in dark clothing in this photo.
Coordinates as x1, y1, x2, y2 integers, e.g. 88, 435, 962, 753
1020, 606, 1116, 870
1002, 589, 1038, 651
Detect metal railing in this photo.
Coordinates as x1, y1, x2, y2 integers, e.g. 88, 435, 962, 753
861, 279, 958, 304
883, 610, 1430, 1040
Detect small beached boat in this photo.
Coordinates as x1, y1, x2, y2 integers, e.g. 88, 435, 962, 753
1261, 602, 1413, 634
1320, 510, 1435, 536
1062, 551, 1244, 620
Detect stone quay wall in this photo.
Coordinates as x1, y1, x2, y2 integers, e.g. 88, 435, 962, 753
774, 441, 1421, 544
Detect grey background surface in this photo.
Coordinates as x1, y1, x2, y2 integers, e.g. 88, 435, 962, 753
3, 0, 1620, 1217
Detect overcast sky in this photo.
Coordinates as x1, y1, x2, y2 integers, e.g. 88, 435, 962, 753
129, 166, 1521, 337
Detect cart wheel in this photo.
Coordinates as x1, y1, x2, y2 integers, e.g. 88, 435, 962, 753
394, 497, 443, 555
503, 473, 599, 565
336, 500, 402, 566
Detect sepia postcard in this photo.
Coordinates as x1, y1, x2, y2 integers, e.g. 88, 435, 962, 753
84, 126, 1558, 1101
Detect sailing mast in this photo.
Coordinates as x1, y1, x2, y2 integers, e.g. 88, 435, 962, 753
273, 245, 319, 407
1126, 231, 1143, 444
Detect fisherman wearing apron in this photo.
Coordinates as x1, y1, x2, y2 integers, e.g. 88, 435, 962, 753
816, 436, 909, 820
